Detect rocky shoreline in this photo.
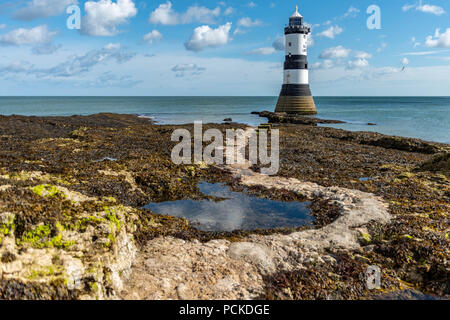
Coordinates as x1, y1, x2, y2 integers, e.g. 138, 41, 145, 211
0, 113, 448, 300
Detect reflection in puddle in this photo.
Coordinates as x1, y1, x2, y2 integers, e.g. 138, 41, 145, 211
145, 182, 313, 232
93, 157, 117, 163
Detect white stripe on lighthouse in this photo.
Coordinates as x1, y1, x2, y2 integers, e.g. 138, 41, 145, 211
285, 34, 308, 56
284, 69, 309, 85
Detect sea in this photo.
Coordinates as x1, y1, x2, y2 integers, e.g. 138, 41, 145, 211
0, 96, 448, 144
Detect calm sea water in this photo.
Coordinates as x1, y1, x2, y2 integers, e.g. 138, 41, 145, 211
0, 96, 448, 143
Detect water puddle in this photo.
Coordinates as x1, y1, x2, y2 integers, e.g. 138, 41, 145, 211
145, 182, 313, 232
93, 157, 117, 163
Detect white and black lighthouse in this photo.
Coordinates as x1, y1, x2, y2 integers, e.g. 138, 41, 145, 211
275, 5, 317, 115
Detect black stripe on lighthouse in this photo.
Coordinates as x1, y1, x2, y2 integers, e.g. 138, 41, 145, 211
284, 55, 308, 70
279, 84, 312, 97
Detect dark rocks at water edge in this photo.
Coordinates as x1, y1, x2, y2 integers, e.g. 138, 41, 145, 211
252, 111, 346, 126
253, 111, 378, 126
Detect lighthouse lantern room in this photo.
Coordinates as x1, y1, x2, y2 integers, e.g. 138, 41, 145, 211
275, 5, 317, 115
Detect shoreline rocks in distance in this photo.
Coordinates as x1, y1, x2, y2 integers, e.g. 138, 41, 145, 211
253, 111, 377, 126
252, 111, 346, 126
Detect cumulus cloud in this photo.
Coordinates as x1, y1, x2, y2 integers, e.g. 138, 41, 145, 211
0, 25, 57, 45
142, 30, 162, 44
425, 28, 450, 48
171, 63, 206, 77
14, 0, 78, 21
237, 17, 262, 28
245, 47, 276, 55
149, 1, 220, 25
403, 3, 445, 15
354, 51, 372, 59
315, 48, 372, 70
185, 23, 232, 52
81, 0, 138, 36
311, 59, 334, 70
317, 25, 343, 39
347, 58, 369, 69
401, 57, 410, 65
319, 45, 351, 59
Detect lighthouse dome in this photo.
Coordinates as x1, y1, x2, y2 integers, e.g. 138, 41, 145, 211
290, 5, 303, 18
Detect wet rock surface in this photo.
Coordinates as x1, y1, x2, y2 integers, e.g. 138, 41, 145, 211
0, 113, 448, 300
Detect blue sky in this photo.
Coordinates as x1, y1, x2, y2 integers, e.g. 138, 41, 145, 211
0, 0, 449, 96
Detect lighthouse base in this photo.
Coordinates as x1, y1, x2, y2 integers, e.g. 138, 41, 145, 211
275, 84, 317, 115
275, 96, 317, 115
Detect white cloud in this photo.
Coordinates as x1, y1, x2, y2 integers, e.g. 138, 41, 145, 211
0, 61, 34, 75
81, 0, 138, 36
347, 58, 369, 69
185, 23, 232, 52
402, 4, 416, 12
417, 4, 445, 15
224, 7, 234, 16
0, 44, 135, 79
0, 25, 57, 45
425, 28, 450, 48
411, 36, 421, 48
43, 43, 135, 77
149, 1, 220, 25
237, 17, 262, 28
14, 0, 78, 21
171, 63, 206, 77
182, 5, 221, 24
0, 24, 6, 30
319, 45, 351, 59
143, 30, 162, 44
402, 49, 450, 56
247, 2, 257, 8
312, 59, 334, 70
354, 51, 372, 59
245, 47, 276, 55
341, 6, 360, 19
401, 57, 410, 65
317, 25, 343, 39
402, 3, 445, 15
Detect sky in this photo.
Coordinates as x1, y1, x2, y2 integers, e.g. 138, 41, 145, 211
0, 0, 449, 96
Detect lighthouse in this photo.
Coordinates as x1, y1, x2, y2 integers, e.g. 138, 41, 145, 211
275, 5, 317, 115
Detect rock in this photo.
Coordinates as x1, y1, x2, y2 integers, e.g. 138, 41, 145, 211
419, 152, 450, 176
228, 242, 275, 274
354, 254, 371, 264
223, 118, 232, 122
359, 232, 372, 245
253, 111, 345, 126
361, 136, 440, 154
367, 123, 377, 126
